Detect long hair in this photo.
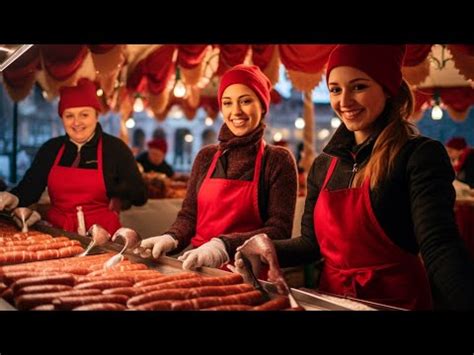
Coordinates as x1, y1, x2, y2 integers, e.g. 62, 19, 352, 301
353, 80, 419, 188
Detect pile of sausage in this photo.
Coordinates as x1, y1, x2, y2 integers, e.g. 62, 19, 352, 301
0, 253, 296, 311
0, 222, 85, 265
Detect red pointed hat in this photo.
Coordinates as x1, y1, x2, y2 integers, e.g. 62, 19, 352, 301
148, 138, 168, 154
58, 78, 101, 116
326, 45, 407, 96
446, 137, 467, 150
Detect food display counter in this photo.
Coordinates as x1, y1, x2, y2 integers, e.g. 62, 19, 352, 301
0, 215, 399, 311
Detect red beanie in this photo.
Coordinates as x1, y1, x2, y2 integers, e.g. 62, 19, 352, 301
58, 78, 102, 116
446, 137, 467, 150
326, 45, 407, 96
148, 138, 168, 154
218, 64, 272, 113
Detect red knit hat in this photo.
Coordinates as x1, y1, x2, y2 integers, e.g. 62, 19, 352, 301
446, 137, 467, 150
58, 78, 101, 116
326, 45, 407, 96
148, 138, 168, 154
218, 64, 272, 113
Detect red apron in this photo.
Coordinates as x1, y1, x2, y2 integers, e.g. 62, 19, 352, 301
46, 138, 121, 236
314, 157, 432, 310
191, 140, 267, 276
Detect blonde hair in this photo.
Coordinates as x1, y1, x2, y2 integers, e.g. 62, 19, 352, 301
353, 80, 419, 188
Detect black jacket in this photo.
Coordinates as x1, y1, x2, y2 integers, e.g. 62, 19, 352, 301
136, 152, 174, 177
457, 149, 474, 188
275, 124, 474, 310
11, 124, 147, 210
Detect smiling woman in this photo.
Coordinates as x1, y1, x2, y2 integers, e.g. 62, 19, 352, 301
5, 78, 147, 236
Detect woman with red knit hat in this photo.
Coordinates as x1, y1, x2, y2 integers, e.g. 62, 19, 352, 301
0, 78, 147, 235
446, 136, 474, 188
231, 45, 474, 310
136, 137, 174, 177
135, 64, 298, 272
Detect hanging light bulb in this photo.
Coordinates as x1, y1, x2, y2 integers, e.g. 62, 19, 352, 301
173, 68, 187, 98
431, 91, 443, 120
133, 96, 144, 112
125, 118, 136, 129
96, 88, 104, 97
431, 105, 443, 120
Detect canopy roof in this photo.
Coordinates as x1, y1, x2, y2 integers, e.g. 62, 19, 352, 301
1, 44, 473, 121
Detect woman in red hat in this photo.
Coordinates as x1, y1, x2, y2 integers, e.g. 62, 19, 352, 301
136, 138, 174, 177
446, 137, 474, 188
0, 78, 147, 235
231, 45, 474, 310
135, 64, 298, 273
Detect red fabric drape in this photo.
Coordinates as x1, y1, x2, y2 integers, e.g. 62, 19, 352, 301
216, 45, 249, 76
177, 45, 208, 69
440, 87, 474, 112
279, 45, 335, 73
404, 45, 432, 66
88, 45, 117, 54
127, 45, 176, 95
251, 45, 275, 69
2, 47, 40, 88
40, 45, 89, 81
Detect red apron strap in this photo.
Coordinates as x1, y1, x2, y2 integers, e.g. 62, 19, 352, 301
321, 157, 338, 190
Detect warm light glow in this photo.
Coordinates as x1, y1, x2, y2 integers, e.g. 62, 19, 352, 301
273, 132, 283, 142
173, 80, 187, 98
205, 117, 214, 126
133, 97, 144, 112
125, 118, 136, 129
96, 88, 104, 97
331, 117, 341, 128
431, 105, 443, 120
42, 91, 48, 99
295, 117, 305, 129
184, 134, 194, 143
318, 129, 330, 140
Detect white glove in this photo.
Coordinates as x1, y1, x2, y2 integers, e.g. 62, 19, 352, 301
133, 234, 178, 259
178, 238, 229, 270
0, 191, 19, 211
12, 210, 42, 231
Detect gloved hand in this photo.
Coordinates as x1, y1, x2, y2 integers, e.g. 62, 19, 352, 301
228, 233, 289, 295
12, 210, 42, 231
0, 191, 19, 211
133, 234, 178, 259
178, 238, 229, 270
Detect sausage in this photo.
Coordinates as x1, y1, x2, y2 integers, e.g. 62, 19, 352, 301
15, 289, 102, 310
134, 274, 244, 294
127, 283, 255, 307
133, 272, 199, 288
102, 287, 140, 297
31, 304, 56, 311
76, 270, 161, 284
86, 263, 149, 276
0, 253, 114, 273
53, 294, 129, 310
133, 290, 263, 311
0, 240, 81, 253
16, 284, 73, 296
72, 303, 126, 311
74, 280, 133, 290
252, 296, 290, 311
11, 273, 76, 293
204, 305, 253, 311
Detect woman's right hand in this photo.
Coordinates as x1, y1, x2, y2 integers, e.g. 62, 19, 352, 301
133, 234, 178, 259
230, 233, 290, 295
0, 191, 19, 211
